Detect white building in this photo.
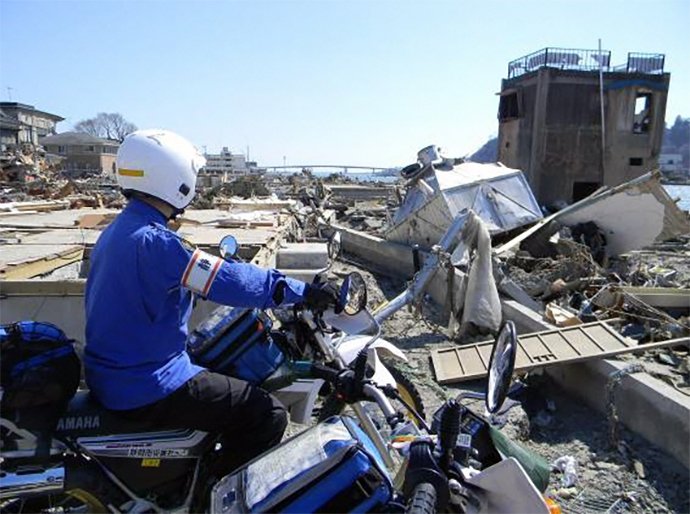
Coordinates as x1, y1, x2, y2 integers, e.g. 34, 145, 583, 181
659, 153, 684, 174
203, 147, 252, 179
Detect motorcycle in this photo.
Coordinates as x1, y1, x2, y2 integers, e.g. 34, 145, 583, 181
1, 210, 550, 512
207, 290, 555, 513
0, 241, 424, 513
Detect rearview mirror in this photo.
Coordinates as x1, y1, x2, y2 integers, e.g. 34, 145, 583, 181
339, 272, 367, 316
485, 321, 517, 414
328, 231, 342, 261
219, 235, 239, 260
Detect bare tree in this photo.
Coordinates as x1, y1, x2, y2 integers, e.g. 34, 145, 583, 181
73, 117, 102, 138
74, 113, 137, 142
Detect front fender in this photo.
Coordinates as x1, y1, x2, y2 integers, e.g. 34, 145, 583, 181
336, 336, 407, 388
336, 336, 407, 365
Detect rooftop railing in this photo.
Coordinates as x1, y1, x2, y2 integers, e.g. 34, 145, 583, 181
507, 48, 665, 79
622, 52, 665, 74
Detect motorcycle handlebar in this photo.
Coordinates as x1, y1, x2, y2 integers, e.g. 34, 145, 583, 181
309, 363, 340, 383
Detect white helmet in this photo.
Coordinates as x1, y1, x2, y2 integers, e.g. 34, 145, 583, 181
116, 129, 206, 210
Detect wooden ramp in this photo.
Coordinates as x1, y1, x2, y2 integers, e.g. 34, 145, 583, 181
431, 321, 689, 384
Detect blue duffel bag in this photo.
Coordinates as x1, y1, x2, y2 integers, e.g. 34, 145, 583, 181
211, 416, 395, 513
187, 306, 285, 385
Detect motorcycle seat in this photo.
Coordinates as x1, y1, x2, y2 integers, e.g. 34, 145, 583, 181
55, 390, 159, 437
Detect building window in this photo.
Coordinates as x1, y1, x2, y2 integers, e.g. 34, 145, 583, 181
629, 157, 643, 166
633, 92, 652, 134
58, 145, 65, 153
87, 145, 95, 152
498, 91, 520, 121
573, 182, 601, 202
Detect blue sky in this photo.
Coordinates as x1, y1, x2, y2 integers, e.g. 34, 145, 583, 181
1, 0, 688, 167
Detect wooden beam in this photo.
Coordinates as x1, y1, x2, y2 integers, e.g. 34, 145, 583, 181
0, 247, 84, 280
0, 279, 86, 296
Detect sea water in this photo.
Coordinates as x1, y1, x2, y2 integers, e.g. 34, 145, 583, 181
664, 184, 690, 212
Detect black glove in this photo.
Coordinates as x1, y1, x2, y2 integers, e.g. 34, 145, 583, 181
304, 281, 339, 312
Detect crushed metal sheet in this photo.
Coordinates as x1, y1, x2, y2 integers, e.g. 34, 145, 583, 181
431, 321, 690, 384
496, 172, 690, 258
387, 161, 542, 249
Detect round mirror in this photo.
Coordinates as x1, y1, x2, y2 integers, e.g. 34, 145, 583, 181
339, 272, 368, 316
219, 235, 239, 260
485, 321, 517, 414
328, 231, 342, 261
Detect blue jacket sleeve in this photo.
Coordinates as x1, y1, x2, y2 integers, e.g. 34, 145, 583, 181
206, 261, 307, 309
140, 227, 308, 310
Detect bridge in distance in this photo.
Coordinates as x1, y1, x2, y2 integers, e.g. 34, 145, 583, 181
264, 164, 397, 174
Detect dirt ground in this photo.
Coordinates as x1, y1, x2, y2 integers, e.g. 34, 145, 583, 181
327, 257, 690, 514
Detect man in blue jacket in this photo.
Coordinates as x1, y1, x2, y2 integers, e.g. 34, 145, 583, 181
85, 129, 335, 471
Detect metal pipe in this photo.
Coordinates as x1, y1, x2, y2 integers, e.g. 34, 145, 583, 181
363, 384, 397, 419
351, 402, 396, 469
373, 211, 469, 324
0, 466, 64, 500
598, 38, 606, 175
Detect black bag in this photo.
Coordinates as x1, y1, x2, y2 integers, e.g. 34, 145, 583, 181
1, 321, 81, 446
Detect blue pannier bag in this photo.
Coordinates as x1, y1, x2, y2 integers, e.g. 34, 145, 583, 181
211, 416, 394, 513
187, 306, 285, 385
1, 321, 80, 456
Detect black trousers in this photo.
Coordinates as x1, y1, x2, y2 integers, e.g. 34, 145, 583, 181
117, 370, 288, 473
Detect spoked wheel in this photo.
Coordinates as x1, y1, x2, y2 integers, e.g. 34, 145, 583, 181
1, 490, 108, 513
318, 363, 426, 428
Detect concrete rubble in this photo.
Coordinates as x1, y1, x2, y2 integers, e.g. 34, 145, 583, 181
1, 148, 689, 512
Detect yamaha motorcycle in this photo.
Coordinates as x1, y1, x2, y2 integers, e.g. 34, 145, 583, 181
0, 236, 423, 513
1, 211, 555, 512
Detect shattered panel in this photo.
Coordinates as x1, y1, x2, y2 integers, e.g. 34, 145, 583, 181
558, 173, 690, 255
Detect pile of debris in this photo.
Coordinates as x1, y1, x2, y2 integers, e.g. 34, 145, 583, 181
0, 145, 63, 185
304, 146, 689, 511
1, 144, 124, 209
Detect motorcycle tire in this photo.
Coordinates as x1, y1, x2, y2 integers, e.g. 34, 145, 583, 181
318, 363, 426, 425
405, 483, 438, 514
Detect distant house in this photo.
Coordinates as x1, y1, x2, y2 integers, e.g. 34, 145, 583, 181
0, 102, 64, 149
659, 153, 683, 172
0, 110, 21, 150
39, 132, 119, 176
659, 153, 687, 180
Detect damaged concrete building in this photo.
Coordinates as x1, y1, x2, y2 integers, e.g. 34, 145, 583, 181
0, 102, 64, 150
497, 48, 670, 205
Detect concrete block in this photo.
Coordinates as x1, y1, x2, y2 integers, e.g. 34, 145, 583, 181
547, 358, 690, 469
335, 224, 416, 278
502, 298, 690, 469
276, 243, 328, 269
279, 269, 321, 283
502, 299, 557, 333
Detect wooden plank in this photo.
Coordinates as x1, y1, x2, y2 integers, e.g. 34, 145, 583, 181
0, 279, 86, 296
542, 332, 580, 359
0, 247, 84, 280
431, 320, 689, 384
